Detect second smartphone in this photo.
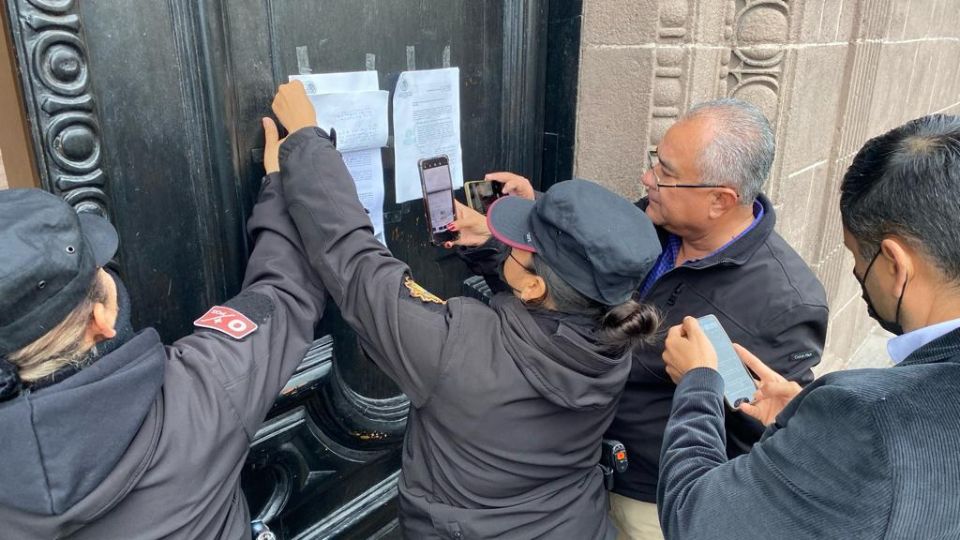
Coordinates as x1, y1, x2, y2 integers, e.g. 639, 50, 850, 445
696, 314, 758, 409
418, 155, 458, 245
464, 180, 504, 214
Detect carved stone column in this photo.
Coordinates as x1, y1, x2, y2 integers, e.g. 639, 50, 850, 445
5, 0, 109, 217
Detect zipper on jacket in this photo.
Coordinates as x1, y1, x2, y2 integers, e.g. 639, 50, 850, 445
666, 283, 684, 306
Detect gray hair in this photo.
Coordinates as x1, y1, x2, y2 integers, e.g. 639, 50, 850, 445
841, 114, 960, 281
680, 98, 775, 204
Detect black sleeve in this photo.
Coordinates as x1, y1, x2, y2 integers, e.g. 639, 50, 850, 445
658, 369, 889, 540
170, 173, 327, 439
278, 127, 455, 407
456, 237, 510, 294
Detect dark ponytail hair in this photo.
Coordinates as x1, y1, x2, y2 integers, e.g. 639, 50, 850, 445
531, 256, 661, 354
599, 299, 661, 353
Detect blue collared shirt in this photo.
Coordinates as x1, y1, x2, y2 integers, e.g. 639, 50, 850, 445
638, 201, 764, 299
887, 317, 960, 364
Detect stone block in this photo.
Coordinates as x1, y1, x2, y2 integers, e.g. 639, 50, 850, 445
777, 45, 849, 177
797, 0, 827, 42
835, 249, 862, 311
832, 0, 859, 43
824, 296, 861, 367
866, 42, 917, 135
574, 46, 656, 199
930, 41, 960, 113
582, 0, 662, 45
732, 1, 790, 51
692, 0, 733, 45
903, 0, 938, 40
918, 41, 951, 117
686, 46, 725, 105
798, 0, 856, 43
886, 0, 911, 40
775, 161, 828, 264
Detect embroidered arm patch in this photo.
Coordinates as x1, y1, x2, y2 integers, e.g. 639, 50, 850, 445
194, 291, 275, 340
403, 276, 446, 305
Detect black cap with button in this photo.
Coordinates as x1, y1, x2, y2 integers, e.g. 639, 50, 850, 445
0, 189, 118, 357
486, 179, 661, 306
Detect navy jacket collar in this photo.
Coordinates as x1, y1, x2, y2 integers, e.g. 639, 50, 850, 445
901, 326, 960, 367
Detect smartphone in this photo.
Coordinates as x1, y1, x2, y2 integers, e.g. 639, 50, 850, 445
464, 180, 504, 214
696, 314, 757, 409
418, 155, 458, 245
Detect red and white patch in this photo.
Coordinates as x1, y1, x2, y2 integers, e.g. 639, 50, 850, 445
194, 306, 258, 339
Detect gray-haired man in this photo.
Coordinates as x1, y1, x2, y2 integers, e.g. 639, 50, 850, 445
602, 99, 828, 539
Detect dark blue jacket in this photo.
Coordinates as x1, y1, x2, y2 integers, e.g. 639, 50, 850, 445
658, 327, 960, 539
608, 195, 828, 502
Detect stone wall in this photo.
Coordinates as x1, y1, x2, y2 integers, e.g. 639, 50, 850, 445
573, 0, 960, 373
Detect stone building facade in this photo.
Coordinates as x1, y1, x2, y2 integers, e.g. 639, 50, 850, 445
573, 0, 960, 372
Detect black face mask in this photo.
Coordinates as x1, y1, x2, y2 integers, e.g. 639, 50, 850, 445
856, 251, 907, 336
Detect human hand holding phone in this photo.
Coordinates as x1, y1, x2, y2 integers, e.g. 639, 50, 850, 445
735, 344, 802, 425
442, 201, 490, 248
663, 316, 719, 384
419, 156, 458, 245
485, 172, 535, 200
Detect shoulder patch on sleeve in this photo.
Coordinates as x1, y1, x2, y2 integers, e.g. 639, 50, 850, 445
404, 276, 446, 305
193, 291, 275, 340
194, 306, 258, 340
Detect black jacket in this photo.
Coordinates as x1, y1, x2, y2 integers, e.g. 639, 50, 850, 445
658, 329, 960, 539
0, 175, 327, 537
606, 196, 828, 502
280, 128, 625, 539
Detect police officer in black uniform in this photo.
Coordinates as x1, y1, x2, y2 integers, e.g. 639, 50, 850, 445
270, 81, 664, 539
0, 124, 326, 538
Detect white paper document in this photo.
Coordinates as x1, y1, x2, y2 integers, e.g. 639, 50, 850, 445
291, 71, 379, 94
393, 68, 463, 203
289, 72, 387, 246
306, 90, 389, 152
342, 149, 387, 245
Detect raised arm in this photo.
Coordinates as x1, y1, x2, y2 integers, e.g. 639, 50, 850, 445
273, 82, 454, 407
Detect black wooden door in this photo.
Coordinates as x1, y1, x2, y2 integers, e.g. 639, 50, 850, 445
5, 0, 548, 537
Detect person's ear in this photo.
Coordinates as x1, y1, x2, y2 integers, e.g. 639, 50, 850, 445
879, 237, 913, 293
707, 187, 739, 219
521, 275, 548, 304
89, 301, 117, 342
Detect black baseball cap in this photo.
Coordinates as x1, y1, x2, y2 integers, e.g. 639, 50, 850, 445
0, 189, 118, 356
487, 179, 661, 305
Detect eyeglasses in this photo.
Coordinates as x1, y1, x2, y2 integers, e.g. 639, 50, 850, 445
645, 149, 731, 194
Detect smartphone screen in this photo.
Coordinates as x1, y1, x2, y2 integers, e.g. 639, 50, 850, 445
418, 156, 457, 244
465, 180, 503, 214
697, 314, 757, 408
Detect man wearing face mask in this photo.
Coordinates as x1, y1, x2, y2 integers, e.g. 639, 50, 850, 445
657, 114, 960, 539
0, 120, 328, 538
